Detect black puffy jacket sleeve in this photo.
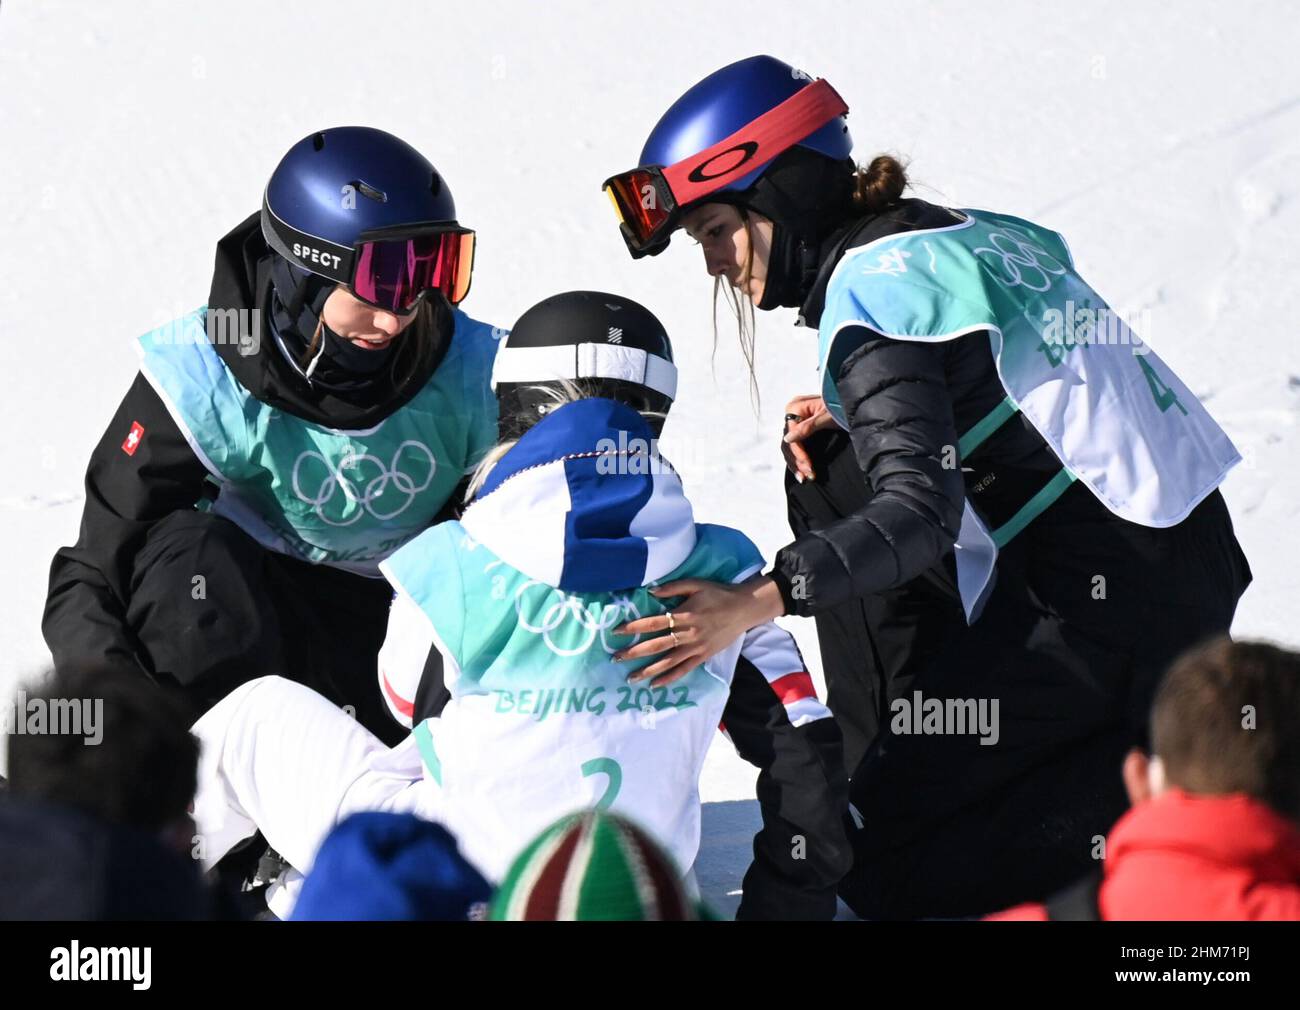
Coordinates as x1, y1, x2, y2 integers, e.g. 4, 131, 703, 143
769, 326, 967, 617
43, 373, 210, 672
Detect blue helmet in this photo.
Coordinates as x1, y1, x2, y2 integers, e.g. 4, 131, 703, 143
261, 126, 459, 284
639, 55, 853, 199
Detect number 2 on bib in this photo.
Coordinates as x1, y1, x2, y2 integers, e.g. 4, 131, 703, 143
580, 757, 623, 810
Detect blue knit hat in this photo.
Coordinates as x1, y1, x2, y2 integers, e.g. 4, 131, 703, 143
291, 812, 492, 921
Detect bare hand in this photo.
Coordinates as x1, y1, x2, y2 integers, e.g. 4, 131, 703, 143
781, 394, 837, 482
611, 576, 786, 687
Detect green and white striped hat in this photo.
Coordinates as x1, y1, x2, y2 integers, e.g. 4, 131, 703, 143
488, 810, 717, 921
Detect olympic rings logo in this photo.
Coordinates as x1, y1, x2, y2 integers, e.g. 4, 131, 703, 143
972, 226, 1068, 293
512, 580, 646, 658
291, 440, 438, 527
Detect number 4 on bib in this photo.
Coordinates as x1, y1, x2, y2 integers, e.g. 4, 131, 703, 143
1137, 356, 1189, 416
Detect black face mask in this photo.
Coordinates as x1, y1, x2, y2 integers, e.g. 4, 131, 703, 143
264, 255, 397, 387
320, 324, 396, 374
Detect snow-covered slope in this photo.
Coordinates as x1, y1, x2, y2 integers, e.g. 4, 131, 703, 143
3, 0, 1297, 915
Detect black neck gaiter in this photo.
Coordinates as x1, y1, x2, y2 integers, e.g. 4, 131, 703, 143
757, 220, 819, 310
739, 148, 858, 310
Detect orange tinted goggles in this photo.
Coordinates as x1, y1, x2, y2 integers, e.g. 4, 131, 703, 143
602, 79, 848, 258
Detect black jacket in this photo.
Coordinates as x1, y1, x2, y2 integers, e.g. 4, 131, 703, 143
769, 199, 1071, 617
42, 213, 455, 673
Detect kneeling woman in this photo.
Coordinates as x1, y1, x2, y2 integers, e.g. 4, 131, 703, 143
43, 127, 499, 744
189, 294, 844, 912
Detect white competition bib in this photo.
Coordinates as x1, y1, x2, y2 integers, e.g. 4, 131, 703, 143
817, 208, 1240, 621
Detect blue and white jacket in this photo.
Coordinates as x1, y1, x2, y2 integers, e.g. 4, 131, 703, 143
377, 398, 831, 881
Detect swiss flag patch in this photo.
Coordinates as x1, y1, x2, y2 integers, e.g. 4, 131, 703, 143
121, 421, 145, 456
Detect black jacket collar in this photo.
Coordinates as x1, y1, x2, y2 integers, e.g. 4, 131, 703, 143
797, 199, 969, 330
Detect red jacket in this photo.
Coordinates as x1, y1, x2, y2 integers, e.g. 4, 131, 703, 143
989, 790, 1300, 920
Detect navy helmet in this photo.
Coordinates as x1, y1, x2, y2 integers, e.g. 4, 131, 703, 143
261, 126, 473, 309
640, 55, 852, 196
605, 55, 853, 257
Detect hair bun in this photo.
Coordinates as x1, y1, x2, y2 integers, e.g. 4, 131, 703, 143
852, 155, 908, 213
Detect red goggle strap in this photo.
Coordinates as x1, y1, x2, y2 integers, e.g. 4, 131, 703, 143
659, 78, 849, 207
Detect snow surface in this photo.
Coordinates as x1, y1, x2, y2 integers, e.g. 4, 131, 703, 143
2, 0, 1298, 916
